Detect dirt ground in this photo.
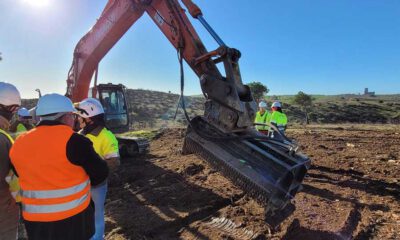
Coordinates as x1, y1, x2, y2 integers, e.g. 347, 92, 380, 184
105, 125, 400, 240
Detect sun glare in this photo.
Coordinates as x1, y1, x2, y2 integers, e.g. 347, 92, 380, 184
23, 0, 50, 7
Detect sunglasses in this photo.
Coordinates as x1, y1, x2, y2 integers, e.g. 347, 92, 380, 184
0, 105, 20, 113
75, 107, 89, 116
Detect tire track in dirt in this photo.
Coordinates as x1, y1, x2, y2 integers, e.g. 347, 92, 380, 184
147, 193, 245, 238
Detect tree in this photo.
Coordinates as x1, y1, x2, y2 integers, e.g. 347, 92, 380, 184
293, 91, 313, 124
248, 81, 269, 102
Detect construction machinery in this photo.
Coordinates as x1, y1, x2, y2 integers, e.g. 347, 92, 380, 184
65, 0, 310, 222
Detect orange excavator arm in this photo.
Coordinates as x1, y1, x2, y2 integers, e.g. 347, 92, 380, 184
67, 0, 255, 131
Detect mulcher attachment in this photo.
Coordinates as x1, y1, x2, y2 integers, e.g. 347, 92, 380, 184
183, 117, 310, 219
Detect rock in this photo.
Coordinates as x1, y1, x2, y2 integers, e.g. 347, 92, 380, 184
184, 163, 205, 176
318, 144, 329, 149
375, 154, 389, 160
388, 160, 396, 164
376, 210, 384, 216
346, 143, 355, 148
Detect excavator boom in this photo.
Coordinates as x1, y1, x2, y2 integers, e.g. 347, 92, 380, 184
67, 0, 254, 130
66, 0, 310, 221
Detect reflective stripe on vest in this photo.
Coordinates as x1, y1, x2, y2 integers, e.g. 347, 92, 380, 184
0, 128, 14, 143
22, 192, 90, 214
22, 179, 89, 199
277, 125, 286, 132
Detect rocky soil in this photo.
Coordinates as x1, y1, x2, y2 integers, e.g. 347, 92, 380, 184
104, 125, 400, 239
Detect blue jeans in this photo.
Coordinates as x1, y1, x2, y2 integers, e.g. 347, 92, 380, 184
90, 183, 107, 240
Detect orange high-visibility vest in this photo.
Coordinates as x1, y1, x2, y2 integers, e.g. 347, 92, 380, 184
10, 125, 90, 222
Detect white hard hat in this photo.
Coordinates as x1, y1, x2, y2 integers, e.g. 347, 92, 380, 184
17, 107, 30, 117
36, 93, 75, 116
76, 98, 104, 118
258, 101, 267, 108
271, 101, 282, 108
0, 82, 21, 106
28, 107, 36, 117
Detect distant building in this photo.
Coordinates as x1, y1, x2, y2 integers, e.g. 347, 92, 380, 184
364, 88, 375, 97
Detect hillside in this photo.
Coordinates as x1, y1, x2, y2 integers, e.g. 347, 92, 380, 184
21, 90, 400, 127
126, 90, 400, 126
124, 89, 204, 128
267, 94, 400, 124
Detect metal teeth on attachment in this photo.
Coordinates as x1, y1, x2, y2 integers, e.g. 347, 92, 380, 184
183, 117, 310, 217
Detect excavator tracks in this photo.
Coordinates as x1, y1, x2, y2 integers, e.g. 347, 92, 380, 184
117, 136, 149, 157
183, 117, 310, 221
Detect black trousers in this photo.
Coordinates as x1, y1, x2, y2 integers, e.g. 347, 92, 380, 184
24, 202, 95, 240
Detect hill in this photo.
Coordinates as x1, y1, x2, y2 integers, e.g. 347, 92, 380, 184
266, 94, 400, 124
125, 89, 203, 128
126, 90, 400, 126
21, 90, 400, 128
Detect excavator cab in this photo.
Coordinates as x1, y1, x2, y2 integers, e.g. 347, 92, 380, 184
94, 83, 130, 134
87, 83, 149, 157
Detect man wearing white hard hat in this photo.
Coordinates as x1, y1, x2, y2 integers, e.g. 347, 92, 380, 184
268, 101, 288, 138
28, 107, 40, 126
254, 101, 271, 135
0, 82, 21, 240
75, 97, 119, 240
10, 93, 109, 240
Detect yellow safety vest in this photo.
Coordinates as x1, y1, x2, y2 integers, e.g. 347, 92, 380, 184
270, 111, 288, 133
13, 123, 28, 139
0, 128, 21, 202
85, 127, 119, 159
16, 123, 27, 133
255, 111, 270, 131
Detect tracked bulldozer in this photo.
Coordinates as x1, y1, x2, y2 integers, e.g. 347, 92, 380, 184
65, 0, 310, 221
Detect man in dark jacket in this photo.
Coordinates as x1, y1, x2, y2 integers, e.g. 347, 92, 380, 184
0, 82, 21, 240
10, 93, 109, 240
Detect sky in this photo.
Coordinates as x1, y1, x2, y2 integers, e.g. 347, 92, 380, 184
0, 0, 399, 99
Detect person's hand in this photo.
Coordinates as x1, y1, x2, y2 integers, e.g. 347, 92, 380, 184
106, 157, 120, 172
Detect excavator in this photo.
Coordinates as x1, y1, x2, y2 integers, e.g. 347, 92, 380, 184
65, 0, 311, 224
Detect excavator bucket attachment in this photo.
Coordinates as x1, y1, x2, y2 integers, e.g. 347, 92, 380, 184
183, 117, 310, 219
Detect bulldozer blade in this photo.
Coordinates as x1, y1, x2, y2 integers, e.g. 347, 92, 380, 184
182, 117, 310, 217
